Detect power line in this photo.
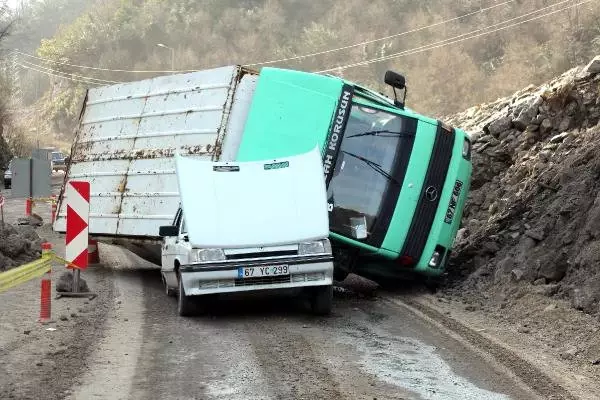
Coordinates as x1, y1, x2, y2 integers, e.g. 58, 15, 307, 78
13, 50, 198, 74
10, 0, 519, 74
248, 0, 518, 66
16, 61, 104, 86
19, 58, 122, 84
317, 0, 592, 73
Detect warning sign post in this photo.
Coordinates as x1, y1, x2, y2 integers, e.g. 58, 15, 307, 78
56, 181, 96, 300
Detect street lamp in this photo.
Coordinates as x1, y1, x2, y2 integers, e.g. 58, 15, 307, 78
156, 43, 175, 71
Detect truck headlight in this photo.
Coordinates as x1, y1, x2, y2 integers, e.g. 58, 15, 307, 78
428, 245, 447, 269
195, 248, 225, 262
428, 251, 442, 268
462, 137, 472, 160
299, 239, 331, 255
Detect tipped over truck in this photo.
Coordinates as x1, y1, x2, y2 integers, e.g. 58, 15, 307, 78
53, 64, 472, 283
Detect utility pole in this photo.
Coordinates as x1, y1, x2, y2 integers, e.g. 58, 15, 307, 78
157, 43, 175, 72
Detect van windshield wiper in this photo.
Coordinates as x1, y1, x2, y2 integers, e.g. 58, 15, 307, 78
341, 150, 400, 185
347, 129, 414, 139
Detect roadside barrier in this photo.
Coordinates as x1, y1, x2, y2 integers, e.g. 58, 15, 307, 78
24, 196, 58, 221
0, 242, 94, 323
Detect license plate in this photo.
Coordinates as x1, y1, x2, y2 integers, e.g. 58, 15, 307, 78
238, 265, 290, 278
444, 180, 464, 224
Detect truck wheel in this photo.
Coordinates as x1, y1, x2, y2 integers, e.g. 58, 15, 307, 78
310, 285, 333, 315
333, 268, 349, 282
177, 277, 194, 317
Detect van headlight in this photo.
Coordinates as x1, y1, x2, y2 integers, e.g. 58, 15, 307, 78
299, 239, 331, 255
195, 248, 225, 262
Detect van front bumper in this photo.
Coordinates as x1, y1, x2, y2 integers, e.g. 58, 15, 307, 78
180, 254, 334, 296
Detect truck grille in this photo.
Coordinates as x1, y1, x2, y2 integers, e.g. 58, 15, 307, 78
400, 123, 455, 265
234, 275, 291, 286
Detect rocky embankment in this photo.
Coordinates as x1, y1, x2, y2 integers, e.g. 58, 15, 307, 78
0, 224, 44, 271
446, 56, 600, 315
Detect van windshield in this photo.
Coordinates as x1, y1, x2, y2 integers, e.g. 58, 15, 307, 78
327, 103, 417, 246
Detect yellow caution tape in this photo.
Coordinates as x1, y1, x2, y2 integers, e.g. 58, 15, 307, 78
0, 250, 86, 293
0, 255, 52, 293
49, 253, 84, 270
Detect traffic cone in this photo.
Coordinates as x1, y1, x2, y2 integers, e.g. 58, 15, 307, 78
88, 239, 100, 265
38, 242, 53, 324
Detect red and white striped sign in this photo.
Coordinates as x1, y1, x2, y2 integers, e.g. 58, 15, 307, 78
66, 181, 90, 270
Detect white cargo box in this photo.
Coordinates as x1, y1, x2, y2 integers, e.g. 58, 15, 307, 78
53, 65, 258, 240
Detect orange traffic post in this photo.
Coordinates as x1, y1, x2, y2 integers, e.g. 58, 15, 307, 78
25, 197, 32, 216
38, 242, 53, 324
88, 239, 100, 265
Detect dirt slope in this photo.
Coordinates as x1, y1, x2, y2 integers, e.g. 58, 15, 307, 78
446, 56, 600, 315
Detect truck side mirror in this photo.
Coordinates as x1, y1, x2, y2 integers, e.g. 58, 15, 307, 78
384, 70, 407, 109
384, 70, 405, 89
159, 225, 178, 237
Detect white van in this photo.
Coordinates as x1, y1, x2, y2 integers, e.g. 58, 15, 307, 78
159, 148, 334, 316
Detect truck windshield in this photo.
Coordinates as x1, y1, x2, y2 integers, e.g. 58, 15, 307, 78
327, 103, 417, 246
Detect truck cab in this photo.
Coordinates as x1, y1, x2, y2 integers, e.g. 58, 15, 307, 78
159, 148, 334, 316
237, 68, 472, 281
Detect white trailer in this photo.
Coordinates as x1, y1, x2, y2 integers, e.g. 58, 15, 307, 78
53, 65, 258, 256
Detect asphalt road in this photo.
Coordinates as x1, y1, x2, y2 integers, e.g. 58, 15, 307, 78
62, 250, 539, 400
0, 177, 557, 400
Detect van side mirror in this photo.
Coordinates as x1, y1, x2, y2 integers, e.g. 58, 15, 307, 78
159, 225, 178, 237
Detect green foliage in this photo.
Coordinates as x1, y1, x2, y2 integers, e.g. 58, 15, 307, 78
14, 0, 600, 134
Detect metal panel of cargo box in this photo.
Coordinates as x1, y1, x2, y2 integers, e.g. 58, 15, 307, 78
53, 65, 257, 239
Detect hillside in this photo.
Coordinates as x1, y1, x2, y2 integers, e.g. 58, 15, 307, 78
1, 0, 599, 144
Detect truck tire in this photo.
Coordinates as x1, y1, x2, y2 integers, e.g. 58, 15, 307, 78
310, 285, 333, 315
177, 277, 194, 317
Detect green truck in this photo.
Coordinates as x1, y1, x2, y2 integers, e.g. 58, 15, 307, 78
236, 68, 472, 281
55, 65, 472, 283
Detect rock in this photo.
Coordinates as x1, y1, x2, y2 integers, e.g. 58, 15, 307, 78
540, 118, 552, 135
482, 241, 500, 254
558, 117, 572, 133
550, 131, 570, 143
537, 254, 568, 282
584, 56, 600, 74
565, 101, 579, 116
486, 116, 512, 138
513, 97, 543, 130
525, 229, 545, 241
533, 278, 547, 285
543, 304, 557, 312
571, 288, 592, 311
23, 330, 31, 335
511, 269, 524, 281
560, 346, 579, 360
517, 326, 531, 334
59, 314, 68, 321
55, 271, 90, 293
542, 284, 560, 297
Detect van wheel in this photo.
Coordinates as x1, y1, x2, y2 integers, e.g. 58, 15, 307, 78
311, 285, 333, 315
177, 276, 194, 317
163, 275, 175, 297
